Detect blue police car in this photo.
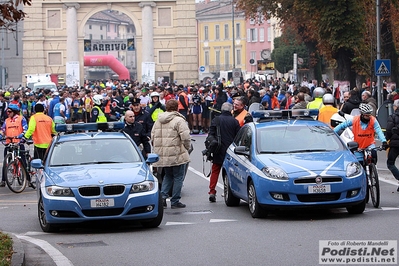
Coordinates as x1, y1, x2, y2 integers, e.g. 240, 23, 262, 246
31, 122, 162, 232
222, 109, 366, 218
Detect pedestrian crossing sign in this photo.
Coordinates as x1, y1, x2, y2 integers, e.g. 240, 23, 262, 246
375, 59, 391, 76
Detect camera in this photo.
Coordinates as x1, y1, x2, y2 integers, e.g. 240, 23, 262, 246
202, 149, 208, 156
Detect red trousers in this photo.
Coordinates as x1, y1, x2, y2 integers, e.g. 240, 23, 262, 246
209, 163, 222, 195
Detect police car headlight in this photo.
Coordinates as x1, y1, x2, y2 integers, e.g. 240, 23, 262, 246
262, 167, 288, 180
346, 162, 362, 177
130, 181, 155, 193
46, 186, 74, 196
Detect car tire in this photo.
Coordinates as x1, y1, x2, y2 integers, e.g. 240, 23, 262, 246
223, 173, 240, 206
141, 193, 164, 228
346, 198, 366, 214
38, 196, 59, 233
248, 181, 267, 218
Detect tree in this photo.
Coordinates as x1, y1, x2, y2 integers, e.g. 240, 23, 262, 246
0, 0, 31, 29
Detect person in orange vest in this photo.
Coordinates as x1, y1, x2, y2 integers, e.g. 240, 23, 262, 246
318, 93, 338, 128
24, 103, 57, 160
232, 97, 253, 127
334, 103, 388, 162
0, 104, 28, 187
176, 86, 189, 120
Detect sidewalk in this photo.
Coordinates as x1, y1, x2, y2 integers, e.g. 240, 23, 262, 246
11, 233, 57, 266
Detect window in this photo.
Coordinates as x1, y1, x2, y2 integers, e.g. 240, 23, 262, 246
215, 25, 220, 40
204, 26, 209, 41
236, 49, 241, 65
47, 9, 61, 29
268, 27, 272, 42
107, 24, 110, 32
89, 34, 92, 40
249, 18, 255, 25
224, 24, 229, 39
114, 25, 117, 32
215, 50, 220, 68
259, 28, 265, 42
159, 50, 173, 64
158, 7, 172, 27
250, 51, 256, 61
236, 23, 241, 38
48, 52, 62, 66
205, 51, 209, 66
100, 35, 103, 40
224, 50, 229, 68
247, 28, 258, 42
100, 25, 102, 30
89, 25, 92, 30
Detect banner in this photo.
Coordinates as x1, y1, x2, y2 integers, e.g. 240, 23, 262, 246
66, 61, 80, 87
84, 38, 135, 52
141, 62, 155, 84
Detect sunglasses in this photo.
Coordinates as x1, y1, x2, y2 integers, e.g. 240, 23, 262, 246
6, 110, 12, 113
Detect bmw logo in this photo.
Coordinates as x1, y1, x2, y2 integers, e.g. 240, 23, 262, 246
99, 180, 104, 184
315, 176, 322, 184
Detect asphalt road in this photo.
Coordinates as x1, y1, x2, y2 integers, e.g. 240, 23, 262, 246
1, 135, 399, 266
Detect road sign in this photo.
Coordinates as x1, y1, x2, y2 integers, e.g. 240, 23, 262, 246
199, 66, 205, 72
375, 59, 391, 76
232, 68, 241, 85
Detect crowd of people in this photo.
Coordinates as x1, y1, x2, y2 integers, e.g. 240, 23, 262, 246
0, 76, 398, 200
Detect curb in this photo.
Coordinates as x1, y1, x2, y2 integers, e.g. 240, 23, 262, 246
9, 233, 25, 266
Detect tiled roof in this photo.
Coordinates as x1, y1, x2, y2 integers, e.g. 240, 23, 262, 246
89, 11, 133, 24
196, 1, 243, 18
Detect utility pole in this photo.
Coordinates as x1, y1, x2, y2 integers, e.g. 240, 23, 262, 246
232, 1, 235, 69
376, 0, 382, 108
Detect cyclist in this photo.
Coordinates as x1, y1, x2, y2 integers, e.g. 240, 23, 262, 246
334, 103, 388, 163
24, 103, 57, 160
0, 104, 28, 187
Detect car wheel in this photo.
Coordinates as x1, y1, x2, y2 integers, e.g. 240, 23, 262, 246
346, 198, 366, 214
141, 193, 164, 228
248, 181, 267, 218
38, 196, 59, 232
223, 173, 240, 206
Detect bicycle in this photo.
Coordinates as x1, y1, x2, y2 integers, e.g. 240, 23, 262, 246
360, 146, 384, 208
1, 137, 35, 193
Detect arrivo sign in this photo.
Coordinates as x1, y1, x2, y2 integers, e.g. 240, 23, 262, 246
84, 39, 135, 52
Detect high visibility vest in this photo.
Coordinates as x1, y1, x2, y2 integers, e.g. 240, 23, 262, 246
307, 98, 324, 109
177, 92, 189, 110
234, 109, 248, 127
352, 116, 375, 149
94, 106, 107, 122
29, 112, 54, 147
149, 104, 164, 122
5, 115, 24, 144
318, 105, 338, 127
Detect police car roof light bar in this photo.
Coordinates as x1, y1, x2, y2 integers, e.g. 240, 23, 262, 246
252, 109, 319, 121
55, 122, 125, 133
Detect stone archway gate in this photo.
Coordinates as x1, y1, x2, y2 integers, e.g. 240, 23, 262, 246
22, 0, 198, 85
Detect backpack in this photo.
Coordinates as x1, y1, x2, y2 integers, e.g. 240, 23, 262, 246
204, 117, 221, 161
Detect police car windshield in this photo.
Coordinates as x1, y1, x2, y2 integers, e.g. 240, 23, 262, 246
257, 125, 345, 154
49, 138, 141, 166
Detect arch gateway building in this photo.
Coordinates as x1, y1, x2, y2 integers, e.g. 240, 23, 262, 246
22, 0, 198, 86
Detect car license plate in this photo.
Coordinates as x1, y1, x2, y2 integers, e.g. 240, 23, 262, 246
90, 198, 114, 208
308, 185, 331, 194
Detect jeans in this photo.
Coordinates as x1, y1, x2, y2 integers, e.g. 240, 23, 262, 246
161, 164, 186, 205
387, 146, 399, 181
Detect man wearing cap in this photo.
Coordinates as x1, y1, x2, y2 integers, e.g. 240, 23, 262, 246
131, 97, 153, 138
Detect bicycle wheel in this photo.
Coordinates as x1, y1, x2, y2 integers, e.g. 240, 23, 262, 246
2, 153, 13, 182
5, 159, 28, 193
368, 163, 380, 208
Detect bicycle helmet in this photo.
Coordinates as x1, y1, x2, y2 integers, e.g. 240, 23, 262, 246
313, 87, 325, 98
150, 92, 160, 98
322, 94, 334, 105
7, 104, 20, 112
359, 103, 373, 115
92, 94, 103, 105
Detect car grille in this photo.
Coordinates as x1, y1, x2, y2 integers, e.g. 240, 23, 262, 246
104, 185, 125, 195
79, 187, 100, 196
79, 185, 125, 196
82, 208, 124, 217
297, 193, 341, 202
294, 177, 342, 184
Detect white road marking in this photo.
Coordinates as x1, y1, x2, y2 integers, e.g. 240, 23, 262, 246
17, 235, 74, 266
188, 166, 223, 189
165, 222, 194, 226
381, 207, 399, 211
209, 219, 237, 223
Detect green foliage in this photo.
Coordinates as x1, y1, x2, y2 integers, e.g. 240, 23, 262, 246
0, 232, 12, 266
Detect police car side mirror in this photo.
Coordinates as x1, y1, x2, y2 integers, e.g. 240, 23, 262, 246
347, 141, 359, 153
234, 146, 250, 157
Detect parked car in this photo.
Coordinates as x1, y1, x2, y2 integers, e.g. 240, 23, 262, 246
222, 109, 366, 218
31, 122, 162, 232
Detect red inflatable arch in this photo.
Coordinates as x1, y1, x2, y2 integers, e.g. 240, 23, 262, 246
84, 55, 130, 80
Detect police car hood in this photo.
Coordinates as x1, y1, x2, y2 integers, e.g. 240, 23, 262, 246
258, 151, 354, 175
45, 163, 148, 187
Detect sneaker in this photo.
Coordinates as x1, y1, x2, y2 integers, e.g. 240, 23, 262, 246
163, 198, 167, 208
0, 181, 5, 187
209, 194, 216, 202
171, 202, 186, 209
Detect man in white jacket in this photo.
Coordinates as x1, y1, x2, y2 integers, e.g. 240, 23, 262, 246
151, 99, 191, 209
